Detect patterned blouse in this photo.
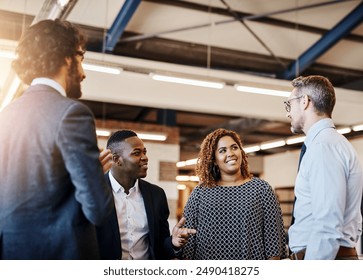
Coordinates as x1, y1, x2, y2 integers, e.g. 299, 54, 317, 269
181, 177, 287, 260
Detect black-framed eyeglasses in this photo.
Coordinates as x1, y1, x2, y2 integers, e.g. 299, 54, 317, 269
75, 50, 85, 59
284, 96, 303, 112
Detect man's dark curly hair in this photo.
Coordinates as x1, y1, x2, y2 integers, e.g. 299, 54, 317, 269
12, 19, 86, 85
195, 128, 251, 188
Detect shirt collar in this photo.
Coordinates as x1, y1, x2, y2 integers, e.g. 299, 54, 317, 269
304, 118, 335, 147
31, 77, 66, 97
108, 171, 140, 194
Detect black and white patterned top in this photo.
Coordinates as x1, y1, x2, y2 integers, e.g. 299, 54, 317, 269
181, 177, 287, 260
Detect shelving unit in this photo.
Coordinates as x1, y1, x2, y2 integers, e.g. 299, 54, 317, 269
274, 186, 295, 231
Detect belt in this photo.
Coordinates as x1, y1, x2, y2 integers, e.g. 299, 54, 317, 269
289, 246, 357, 260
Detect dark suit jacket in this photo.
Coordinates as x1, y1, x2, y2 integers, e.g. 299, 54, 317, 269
96, 173, 175, 259
0, 84, 113, 259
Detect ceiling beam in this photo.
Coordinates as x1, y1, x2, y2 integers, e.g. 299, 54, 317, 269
279, 1, 363, 80
105, 0, 141, 52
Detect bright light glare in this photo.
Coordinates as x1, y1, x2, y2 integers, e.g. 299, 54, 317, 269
235, 85, 290, 97
150, 73, 225, 89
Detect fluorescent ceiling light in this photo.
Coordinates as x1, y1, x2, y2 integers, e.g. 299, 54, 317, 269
176, 158, 198, 168
176, 175, 190, 181
176, 175, 199, 182
186, 158, 198, 165
189, 176, 199, 182
243, 145, 261, 153
82, 63, 121, 75
96, 129, 111, 137
150, 73, 225, 89
352, 124, 363, 132
176, 161, 186, 168
96, 130, 166, 141
177, 184, 187, 190
337, 127, 351, 134
260, 140, 286, 150
286, 136, 306, 145
235, 85, 291, 97
137, 132, 167, 141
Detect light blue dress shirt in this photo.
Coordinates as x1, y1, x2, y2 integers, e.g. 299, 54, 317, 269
288, 118, 363, 259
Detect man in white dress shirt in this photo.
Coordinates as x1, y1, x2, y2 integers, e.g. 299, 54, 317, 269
96, 129, 195, 259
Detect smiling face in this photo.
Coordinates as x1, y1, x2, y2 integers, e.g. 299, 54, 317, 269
214, 135, 243, 177
117, 136, 148, 180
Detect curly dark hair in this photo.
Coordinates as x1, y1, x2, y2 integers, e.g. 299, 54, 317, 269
195, 128, 251, 188
12, 19, 86, 85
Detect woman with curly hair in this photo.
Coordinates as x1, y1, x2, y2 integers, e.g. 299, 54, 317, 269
181, 128, 287, 260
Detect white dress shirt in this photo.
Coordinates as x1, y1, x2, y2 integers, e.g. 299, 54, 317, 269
31, 77, 66, 97
289, 118, 363, 259
109, 172, 150, 260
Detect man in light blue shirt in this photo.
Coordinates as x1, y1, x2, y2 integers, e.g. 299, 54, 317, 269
285, 75, 363, 260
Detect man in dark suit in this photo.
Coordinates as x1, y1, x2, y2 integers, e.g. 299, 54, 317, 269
0, 19, 113, 259
96, 130, 195, 260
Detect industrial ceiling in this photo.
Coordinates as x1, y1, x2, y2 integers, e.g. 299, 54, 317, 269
1, 0, 363, 160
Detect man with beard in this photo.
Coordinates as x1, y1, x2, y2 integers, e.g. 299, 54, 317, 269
0, 19, 114, 259
285, 75, 363, 260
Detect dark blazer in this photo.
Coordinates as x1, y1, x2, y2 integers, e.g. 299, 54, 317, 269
96, 173, 175, 260
0, 85, 113, 259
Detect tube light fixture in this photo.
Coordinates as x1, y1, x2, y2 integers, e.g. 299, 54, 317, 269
137, 132, 167, 141
243, 145, 261, 153
96, 129, 112, 137
176, 161, 186, 168
337, 127, 351, 134
176, 158, 198, 168
150, 73, 225, 89
260, 140, 286, 150
96, 130, 167, 141
234, 85, 291, 97
176, 175, 190, 182
177, 184, 187, 190
286, 136, 306, 145
186, 158, 198, 165
352, 124, 363, 132
175, 175, 199, 182
82, 63, 121, 75
189, 176, 199, 182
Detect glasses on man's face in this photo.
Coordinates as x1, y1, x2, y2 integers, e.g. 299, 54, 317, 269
75, 50, 85, 60
284, 96, 303, 112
